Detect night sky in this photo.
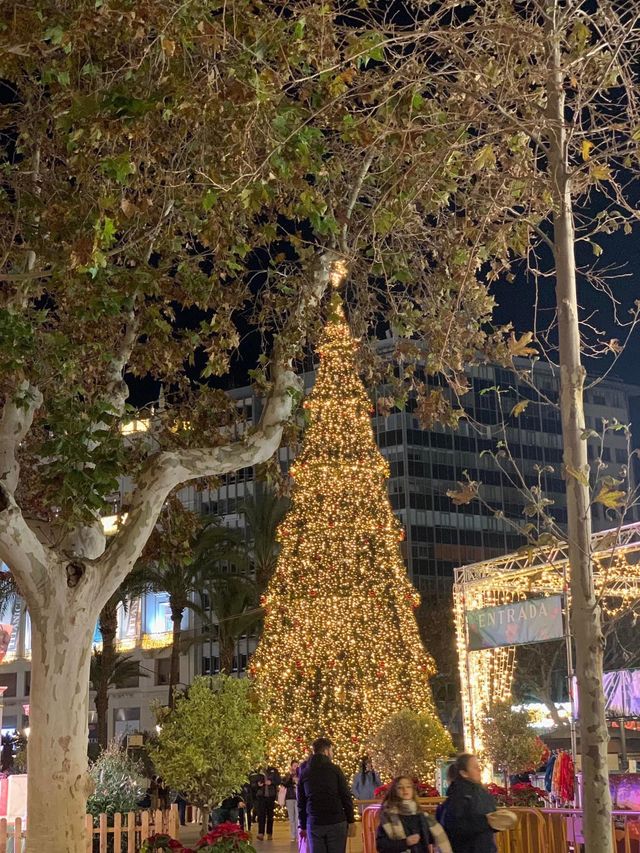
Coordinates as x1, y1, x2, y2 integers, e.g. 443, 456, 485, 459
492, 226, 640, 387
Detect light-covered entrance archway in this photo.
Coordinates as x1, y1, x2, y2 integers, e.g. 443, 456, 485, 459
454, 522, 640, 754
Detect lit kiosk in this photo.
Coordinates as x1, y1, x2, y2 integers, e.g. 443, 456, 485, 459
454, 522, 640, 781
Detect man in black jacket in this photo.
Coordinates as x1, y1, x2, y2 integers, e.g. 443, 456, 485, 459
298, 738, 355, 853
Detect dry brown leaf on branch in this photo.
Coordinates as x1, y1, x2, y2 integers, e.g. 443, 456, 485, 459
582, 140, 594, 160
376, 396, 396, 417
594, 484, 626, 510
160, 36, 176, 56
446, 480, 479, 506
510, 399, 529, 417
565, 464, 590, 487
120, 199, 139, 218
508, 331, 537, 358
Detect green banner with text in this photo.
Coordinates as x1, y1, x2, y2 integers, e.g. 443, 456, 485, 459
467, 595, 564, 651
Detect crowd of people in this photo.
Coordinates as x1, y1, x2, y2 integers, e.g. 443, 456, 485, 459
203, 743, 514, 853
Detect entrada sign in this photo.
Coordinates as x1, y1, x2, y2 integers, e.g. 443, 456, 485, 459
467, 595, 564, 651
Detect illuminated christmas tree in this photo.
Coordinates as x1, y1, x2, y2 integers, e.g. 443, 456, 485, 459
251, 284, 450, 773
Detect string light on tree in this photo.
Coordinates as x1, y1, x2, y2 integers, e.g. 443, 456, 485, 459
251, 271, 447, 771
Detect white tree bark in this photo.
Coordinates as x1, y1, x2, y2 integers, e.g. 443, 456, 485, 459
26, 576, 95, 853
547, 11, 613, 849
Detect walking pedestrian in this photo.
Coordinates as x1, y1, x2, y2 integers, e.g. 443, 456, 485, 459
283, 760, 301, 842
298, 737, 355, 853
438, 754, 498, 853
256, 764, 281, 840
376, 777, 452, 853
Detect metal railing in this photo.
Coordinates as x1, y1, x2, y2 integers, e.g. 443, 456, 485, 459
359, 801, 640, 853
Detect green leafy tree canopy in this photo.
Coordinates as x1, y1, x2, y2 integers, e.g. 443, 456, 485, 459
483, 701, 544, 783
149, 675, 264, 814
369, 708, 453, 783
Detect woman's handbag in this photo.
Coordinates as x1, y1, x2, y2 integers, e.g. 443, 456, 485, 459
277, 785, 288, 807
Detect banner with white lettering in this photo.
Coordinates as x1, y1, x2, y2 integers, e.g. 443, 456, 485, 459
466, 595, 564, 651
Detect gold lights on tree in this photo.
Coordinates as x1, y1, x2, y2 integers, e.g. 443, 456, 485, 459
251, 291, 446, 773
329, 259, 348, 289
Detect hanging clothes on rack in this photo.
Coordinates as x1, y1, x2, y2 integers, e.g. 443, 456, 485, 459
551, 751, 575, 803
544, 753, 557, 793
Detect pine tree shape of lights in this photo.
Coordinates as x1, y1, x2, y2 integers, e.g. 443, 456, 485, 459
251, 290, 447, 772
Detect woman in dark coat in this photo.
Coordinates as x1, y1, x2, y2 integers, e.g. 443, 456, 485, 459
375, 776, 452, 853
438, 755, 497, 853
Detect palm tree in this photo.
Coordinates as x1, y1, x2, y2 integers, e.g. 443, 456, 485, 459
94, 571, 149, 749
135, 559, 204, 708
193, 522, 257, 673
200, 573, 261, 673
139, 521, 248, 706
89, 651, 148, 748
242, 489, 289, 591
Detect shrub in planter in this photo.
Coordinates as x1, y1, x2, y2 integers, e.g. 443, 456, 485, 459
149, 676, 264, 838
86, 741, 144, 817
369, 709, 453, 781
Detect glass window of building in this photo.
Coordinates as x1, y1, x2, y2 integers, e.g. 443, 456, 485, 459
1, 715, 17, 736
144, 592, 187, 635
113, 707, 140, 739
0, 673, 17, 698
155, 657, 171, 686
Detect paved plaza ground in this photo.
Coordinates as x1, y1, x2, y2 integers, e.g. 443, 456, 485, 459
179, 819, 363, 853
179, 819, 298, 850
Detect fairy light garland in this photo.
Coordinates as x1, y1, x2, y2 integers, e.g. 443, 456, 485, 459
251, 289, 444, 772
455, 535, 640, 760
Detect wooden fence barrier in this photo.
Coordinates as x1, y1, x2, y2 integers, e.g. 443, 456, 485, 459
0, 805, 180, 853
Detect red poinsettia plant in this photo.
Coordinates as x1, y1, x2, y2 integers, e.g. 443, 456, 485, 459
374, 781, 440, 799
141, 822, 254, 853
509, 783, 547, 807
487, 782, 546, 808
140, 835, 189, 853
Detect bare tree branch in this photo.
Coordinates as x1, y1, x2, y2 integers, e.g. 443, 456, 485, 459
0, 487, 50, 609
0, 380, 42, 496
89, 255, 335, 607
340, 148, 377, 254
90, 356, 299, 606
